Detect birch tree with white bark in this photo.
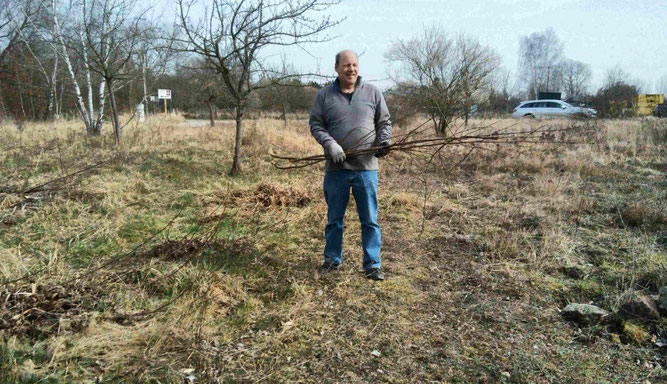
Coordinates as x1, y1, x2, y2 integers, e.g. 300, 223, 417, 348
15, 7, 63, 119
49, 0, 152, 142
49, 0, 107, 135
518, 28, 563, 99
78, 0, 147, 144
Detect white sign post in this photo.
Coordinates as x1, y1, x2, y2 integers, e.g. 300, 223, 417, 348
157, 89, 172, 115
157, 89, 172, 99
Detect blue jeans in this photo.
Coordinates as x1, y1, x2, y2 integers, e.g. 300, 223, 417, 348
323, 170, 381, 271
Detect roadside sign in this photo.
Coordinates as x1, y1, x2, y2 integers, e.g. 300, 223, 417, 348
157, 89, 172, 99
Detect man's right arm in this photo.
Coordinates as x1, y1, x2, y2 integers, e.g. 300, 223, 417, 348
309, 90, 335, 147
310, 90, 346, 164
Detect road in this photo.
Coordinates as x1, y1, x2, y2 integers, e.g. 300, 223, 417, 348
180, 119, 235, 127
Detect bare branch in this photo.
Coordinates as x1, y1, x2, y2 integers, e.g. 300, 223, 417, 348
175, 0, 342, 174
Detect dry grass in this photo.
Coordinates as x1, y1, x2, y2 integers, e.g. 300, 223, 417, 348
1, 115, 666, 383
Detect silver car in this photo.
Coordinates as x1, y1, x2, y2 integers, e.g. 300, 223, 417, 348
512, 99, 596, 118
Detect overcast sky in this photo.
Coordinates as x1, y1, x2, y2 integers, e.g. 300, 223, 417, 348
259, 0, 666, 93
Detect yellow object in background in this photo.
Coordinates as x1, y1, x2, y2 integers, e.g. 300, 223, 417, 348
634, 94, 664, 116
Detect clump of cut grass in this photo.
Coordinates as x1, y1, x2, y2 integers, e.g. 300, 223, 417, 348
618, 201, 667, 230
234, 181, 312, 208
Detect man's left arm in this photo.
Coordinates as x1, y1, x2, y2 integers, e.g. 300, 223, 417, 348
374, 89, 392, 156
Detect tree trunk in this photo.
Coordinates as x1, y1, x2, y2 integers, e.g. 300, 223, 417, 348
29, 87, 37, 119
53, 1, 93, 133
435, 116, 448, 137
57, 78, 64, 118
93, 79, 107, 135
464, 104, 469, 126
16, 72, 27, 119
83, 47, 95, 126
281, 102, 287, 129
128, 79, 133, 110
208, 102, 215, 126
45, 64, 57, 119
108, 79, 121, 145
45, 92, 54, 120
142, 65, 148, 116
230, 105, 244, 175
51, 55, 59, 119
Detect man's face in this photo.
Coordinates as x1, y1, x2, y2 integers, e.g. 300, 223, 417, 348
335, 51, 358, 89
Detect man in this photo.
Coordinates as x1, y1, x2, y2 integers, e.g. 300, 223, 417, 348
309, 50, 392, 281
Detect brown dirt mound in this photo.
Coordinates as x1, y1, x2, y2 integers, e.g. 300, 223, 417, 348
233, 182, 311, 208
147, 237, 255, 261
0, 283, 96, 339
148, 238, 211, 260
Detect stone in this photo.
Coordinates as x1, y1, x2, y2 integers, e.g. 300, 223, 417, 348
621, 295, 660, 320
658, 287, 667, 316
562, 303, 609, 325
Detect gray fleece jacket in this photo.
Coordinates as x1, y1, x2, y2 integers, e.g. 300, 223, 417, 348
309, 77, 392, 171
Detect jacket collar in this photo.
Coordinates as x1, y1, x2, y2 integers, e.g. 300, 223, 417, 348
334, 76, 363, 92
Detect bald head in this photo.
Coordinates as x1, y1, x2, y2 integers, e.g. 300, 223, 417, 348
334, 50, 359, 91
335, 50, 358, 66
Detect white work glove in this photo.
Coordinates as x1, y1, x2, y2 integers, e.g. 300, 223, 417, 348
325, 141, 346, 164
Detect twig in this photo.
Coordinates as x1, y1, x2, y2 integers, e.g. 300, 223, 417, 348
271, 125, 588, 170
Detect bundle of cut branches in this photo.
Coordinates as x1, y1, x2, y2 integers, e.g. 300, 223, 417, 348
271, 120, 590, 170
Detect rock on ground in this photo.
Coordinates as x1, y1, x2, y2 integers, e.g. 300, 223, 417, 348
621, 295, 660, 320
562, 303, 609, 325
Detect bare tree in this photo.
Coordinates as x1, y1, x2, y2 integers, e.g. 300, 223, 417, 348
559, 59, 592, 101
49, 0, 107, 135
133, 21, 173, 115
15, 5, 63, 119
603, 65, 650, 96
386, 27, 500, 135
485, 67, 521, 115
593, 66, 638, 118
49, 0, 152, 142
518, 28, 563, 98
603, 66, 632, 89
257, 59, 318, 127
0, 0, 44, 65
79, 0, 152, 144
184, 60, 232, 126
175, 0, 341, 175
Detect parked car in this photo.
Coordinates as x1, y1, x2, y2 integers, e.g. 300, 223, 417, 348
653, 103, 667, 118
512, 99, 597, 119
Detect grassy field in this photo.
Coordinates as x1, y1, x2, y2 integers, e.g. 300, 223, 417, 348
1, 115, 666, 383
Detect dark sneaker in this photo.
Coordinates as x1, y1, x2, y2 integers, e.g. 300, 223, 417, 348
365, 268, 385, 281
320, 261, 340, 272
